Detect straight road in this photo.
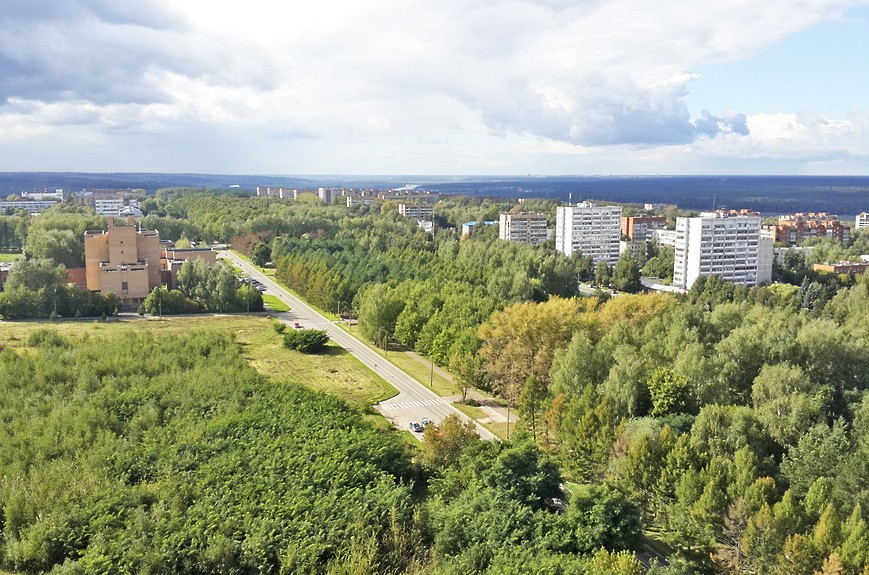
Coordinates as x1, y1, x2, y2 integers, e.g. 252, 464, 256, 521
220, 251, 495, 441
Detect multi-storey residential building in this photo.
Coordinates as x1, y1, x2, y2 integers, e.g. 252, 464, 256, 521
621, 215, 666, 242
398, 203, 434, 219
651, 228, 678, 248
555, 202, 622, 264
95, 198, 139, 217
0, 200, 61, 214
498, 213, 549, 246
761, 213, 851, 244
673, 211, 764, 290
84, 218, 162, 305
857, 212, 869, 230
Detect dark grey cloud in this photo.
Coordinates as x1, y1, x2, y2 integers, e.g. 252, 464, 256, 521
0, 0, 195, 106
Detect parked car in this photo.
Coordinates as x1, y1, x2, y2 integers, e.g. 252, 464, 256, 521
293, 322, 301, 329
409, 421, 423, 433
421, 418, 433, 427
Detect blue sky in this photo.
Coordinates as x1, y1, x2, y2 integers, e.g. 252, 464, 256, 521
687, 6, 869, 117
1, 0, 869, 176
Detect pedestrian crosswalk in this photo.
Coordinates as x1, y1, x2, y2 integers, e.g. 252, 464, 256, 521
378, 398, 443, 411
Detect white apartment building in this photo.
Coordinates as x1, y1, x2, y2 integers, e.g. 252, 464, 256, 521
0, 200, 61, 214
651, 228, 678, 248
673, 211, 765, 290
398, 203, 434, 219
498, 213, 549, 246
95, 198, 139, 217
555, 202, 622, 264
857, 212, 869, 230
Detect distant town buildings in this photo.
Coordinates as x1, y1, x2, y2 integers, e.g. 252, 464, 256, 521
857, 212, 869, 230
256, 186, 298, 200
318, 188, 334, 204
621, 215, 667, 242
554, 202, 622, 264
673, 210, 770, 290
498, 213, 549, 246
22, 190, 63, 201
761, 212, 851, 245
74, 189, 141, 217
644, 203, 674, 211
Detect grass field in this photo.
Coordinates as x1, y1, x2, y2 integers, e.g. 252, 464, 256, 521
0, 252, 22, 262
0, 315, 397, 412
262, 294, 290, 312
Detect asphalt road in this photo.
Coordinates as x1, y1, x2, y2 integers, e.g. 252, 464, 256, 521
219, 251, 495, 441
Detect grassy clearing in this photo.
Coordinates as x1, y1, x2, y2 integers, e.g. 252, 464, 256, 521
262, 294, 290, 312
0, 315, 396, 411
0, 252, 22, 262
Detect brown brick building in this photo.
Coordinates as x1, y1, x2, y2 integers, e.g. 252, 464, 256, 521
761, 213, 851, 245
84, 218, 162, 305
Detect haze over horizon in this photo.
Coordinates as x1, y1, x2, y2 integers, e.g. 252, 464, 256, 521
2, 1, 869, 176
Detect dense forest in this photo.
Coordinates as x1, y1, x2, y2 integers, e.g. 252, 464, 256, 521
2, 189, 868, 573
1, 328, 667, 575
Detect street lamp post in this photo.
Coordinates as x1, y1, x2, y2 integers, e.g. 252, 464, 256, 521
430, 355, 434, 387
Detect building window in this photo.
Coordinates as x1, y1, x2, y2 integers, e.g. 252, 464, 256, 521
121, 281, 128, 292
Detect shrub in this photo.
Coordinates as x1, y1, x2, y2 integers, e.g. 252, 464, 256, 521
283, 328, 330, 353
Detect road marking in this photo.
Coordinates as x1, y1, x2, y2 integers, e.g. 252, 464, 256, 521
378, 398, 443, 411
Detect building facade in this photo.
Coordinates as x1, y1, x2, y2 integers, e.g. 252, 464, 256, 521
857, 212, 869, 230
0, 200, 61, 214
761, 213, 851, 244
673, 211, 764, 290
84, 218, 162, 305
398, 203, 434, 219
555, 202, 622, 264
812, 261, 868, 275
621, 215, 666, 242
498, 213, 549, 246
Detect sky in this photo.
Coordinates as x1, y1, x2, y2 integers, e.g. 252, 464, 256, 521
1, 0, 869, 176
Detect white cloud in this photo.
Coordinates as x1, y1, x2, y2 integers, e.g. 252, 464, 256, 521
1, 0, 868, 173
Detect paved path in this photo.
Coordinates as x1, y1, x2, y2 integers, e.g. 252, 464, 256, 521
219, 251, 495, 441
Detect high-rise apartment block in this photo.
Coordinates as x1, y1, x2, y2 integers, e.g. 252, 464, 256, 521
555, 202, 622, 264
673, 211, 769, 290
857, 212, 869, 230
498, 213, 549, 246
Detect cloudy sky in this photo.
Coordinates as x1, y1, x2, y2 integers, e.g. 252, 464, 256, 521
1, 0, 868, 175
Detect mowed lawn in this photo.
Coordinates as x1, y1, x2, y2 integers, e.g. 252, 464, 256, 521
0, 315, 397, 411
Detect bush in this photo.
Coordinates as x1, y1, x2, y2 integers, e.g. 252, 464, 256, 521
283, 328, 330, 353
